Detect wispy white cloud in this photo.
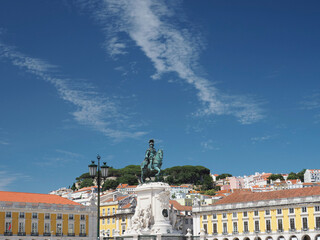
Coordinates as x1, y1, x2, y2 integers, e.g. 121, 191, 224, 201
0, 170, 31, 191
201, 139, 219, 151
81, 0, 264, 124
251, 135, 273, 143
300, 92, 320, 110
0, 140, 9, 145
55, 149, 83, 158
0, 41, 146, 140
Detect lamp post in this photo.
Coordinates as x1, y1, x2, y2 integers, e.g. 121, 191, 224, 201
88, 155, 109, 240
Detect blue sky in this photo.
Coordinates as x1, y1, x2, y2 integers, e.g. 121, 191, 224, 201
0, 0, 319, 193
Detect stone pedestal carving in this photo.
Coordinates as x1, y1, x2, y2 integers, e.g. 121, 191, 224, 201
125, 182, 174, 235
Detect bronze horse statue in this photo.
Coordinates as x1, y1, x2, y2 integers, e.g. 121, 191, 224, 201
141, 149, 163, 183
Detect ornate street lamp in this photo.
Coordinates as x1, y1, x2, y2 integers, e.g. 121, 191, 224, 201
88, 155, 109, 240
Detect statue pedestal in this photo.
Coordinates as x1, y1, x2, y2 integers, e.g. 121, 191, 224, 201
125, 182, 173, 235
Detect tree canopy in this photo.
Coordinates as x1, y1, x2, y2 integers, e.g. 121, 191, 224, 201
216, 173, 232, 180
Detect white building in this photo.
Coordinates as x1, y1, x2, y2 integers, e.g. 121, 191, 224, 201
304, 169, 320, 183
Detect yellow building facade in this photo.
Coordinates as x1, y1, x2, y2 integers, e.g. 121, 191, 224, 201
0, 191, 96, 240
193, 187, 320, 240
100, 194, 135, 238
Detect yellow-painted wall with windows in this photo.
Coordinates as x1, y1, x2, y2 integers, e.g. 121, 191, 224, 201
0, 210, 88, 237
100, 203, 119, 237
201, 205, 320, 235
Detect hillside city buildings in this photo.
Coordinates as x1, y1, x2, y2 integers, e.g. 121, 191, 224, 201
3, 169, 320, 239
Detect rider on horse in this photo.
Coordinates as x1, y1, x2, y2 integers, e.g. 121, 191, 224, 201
144, 139, 157, 170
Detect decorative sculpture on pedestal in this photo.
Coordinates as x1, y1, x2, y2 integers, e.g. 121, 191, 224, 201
141, 139, 163, 183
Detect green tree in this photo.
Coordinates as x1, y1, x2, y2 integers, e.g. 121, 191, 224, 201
287, 172, 298, 180
216, 173, 232, 180
79, 178, 94, 189
267, 174, 284, 183
71, 183, 77, 191
297, 169, 306, 182
202, 175, 214, 190
102, 179, 119, 191
204, 189, 216, 196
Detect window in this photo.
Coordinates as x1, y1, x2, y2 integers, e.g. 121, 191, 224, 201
103, 209, 105, 216
254, 210, 259, 216
112, 217, 115, 224
102, 219, 105, 225
112, 208, 115, 214
233, 212, 237, 218
213, 223, 217, 234
19, 212, 25, 218
122, 216, 126, 222
203, 215, 207, 220
69, 214, 74, 220
233, 222, 238, 233
316, 217, 320, 229
57, 213, 62, 220
44, 223, 50, 233
203, 223, 207, 234
18, 222, 25, 233
223, 223, 228, 234
278, 219, 283, 231
32, 212, 38, 219
81, 214, 85, 220
277, 209, 282, 215
290, 218, 295, 230
255, 220, 259, 232
31, 222, 38, 233
266, 220, 271, 231
212, 213, 217, 219
107, 218, 110, 224
302, 217, 308, 230
68, 223, 74, 234
107, 208, 110, 215
244, 221, 249, 232
45, 213, 50, 219
80, 224, 86, 234
265, 210, 270, 215
57, 223, 62, 233
223, 213, 227, 218
289, 208, 295, 214
243, 211, 248, 217
302, 207, 307, 213
112, 229, 115, 236
315, 206, 320, 212
5, 222, 12, 232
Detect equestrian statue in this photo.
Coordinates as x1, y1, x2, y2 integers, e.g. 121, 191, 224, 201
141, 139, 163, 183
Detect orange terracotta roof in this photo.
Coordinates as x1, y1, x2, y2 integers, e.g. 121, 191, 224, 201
215, 186, 320, 205
0, 191, 80, 205
169, 200, 192, 211
122, 203, 131, 209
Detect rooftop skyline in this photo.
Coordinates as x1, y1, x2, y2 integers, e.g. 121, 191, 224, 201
0, 0, 319, 193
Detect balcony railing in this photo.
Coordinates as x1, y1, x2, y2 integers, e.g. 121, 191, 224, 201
212, 232, 218, 235
4, 231, 13, 236
68, 233, 75, 236
222, 231, 228, 235
43, 232, 51, 236
243, 230, 249, 234
266, 230, 272, 233
56, 232, 63, 236
289, 228, 296, 232
18, 232, 26, 236
303, 228, 309, 231
79, 233, 87, 237
233, 231, 239, 234
277, 229, 283, 233
31, 232, 39, 236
